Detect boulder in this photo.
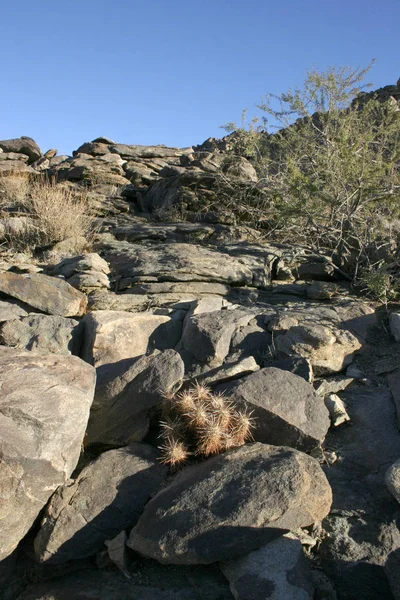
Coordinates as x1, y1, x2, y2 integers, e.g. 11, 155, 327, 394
81, 309, 182, 367
34, 443, 168, 563
179, 309, 254, 368
385, 459, 400, 504
271, 320, 361, 374
0, 136, 42, 163
221, 535, 314, 600
128, 442, 332, 564
51, 252, 110, 279
0, 347, 96, 560
0, 314, 82, 355
0, 272, 87, 317
222, 367, 330, 452
86, 349, 184, 446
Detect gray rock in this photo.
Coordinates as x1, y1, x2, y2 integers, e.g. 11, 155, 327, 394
0, 136, 42, 164
222, 368, 330, 452
314, 376, 354, 397
221, 535, 314, 600
385, 459, 400, 504
0, 347, 96, 560
0, 272, 87, 317
34, 443, 168, 563
271, 357, 313, 382
0, 299, 29, 322
0, 314, 82, 355
389, 313, 400, 342
179, 309, 254, 367
324, 393, 350, 427
128, 442, 332, 564
67, 270, 110, 290
81, 309, 182, 367
51, 252, 110, 279
272, 321, 361, 374
87, 349, 184, 446
193, 356, 260, 387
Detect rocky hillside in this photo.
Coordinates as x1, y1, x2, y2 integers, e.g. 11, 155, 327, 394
0, 126, 399, 600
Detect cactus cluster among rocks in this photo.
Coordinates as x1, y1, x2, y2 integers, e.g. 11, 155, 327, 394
159, 383, 254, 467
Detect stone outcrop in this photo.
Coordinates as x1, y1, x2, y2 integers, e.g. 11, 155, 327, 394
0, 127, 398, 599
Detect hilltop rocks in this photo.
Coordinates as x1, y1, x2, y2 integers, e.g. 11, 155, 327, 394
0, 272, 87, 317
0, 347, 96, 561
34, 443, 168, 564
128, 442, 332, 564
222, 367, 330, 452
0, 136, 42, 164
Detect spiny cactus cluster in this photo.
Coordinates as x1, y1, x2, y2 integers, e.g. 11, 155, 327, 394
158, 383, 255, 467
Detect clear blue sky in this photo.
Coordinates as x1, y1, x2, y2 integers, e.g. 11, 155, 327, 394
1, 0, 399, 156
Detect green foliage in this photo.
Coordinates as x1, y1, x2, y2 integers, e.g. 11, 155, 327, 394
222, 62, 400, 300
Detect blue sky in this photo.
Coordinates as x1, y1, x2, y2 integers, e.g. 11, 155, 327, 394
1, 0, 399, 156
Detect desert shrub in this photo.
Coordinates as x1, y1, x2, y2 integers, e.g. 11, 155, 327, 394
0, 177, 97, 252
222, 63, 400, 300
0, 174, 30, 211
158, 383, 254, 468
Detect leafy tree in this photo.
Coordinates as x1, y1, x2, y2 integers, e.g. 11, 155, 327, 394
222, 63, 400, 299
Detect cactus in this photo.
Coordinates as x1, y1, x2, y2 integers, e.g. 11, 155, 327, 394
159, 384, 254, 467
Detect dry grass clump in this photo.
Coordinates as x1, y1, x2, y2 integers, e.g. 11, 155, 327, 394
0, 176, 97, 251
159, 383, 255, 468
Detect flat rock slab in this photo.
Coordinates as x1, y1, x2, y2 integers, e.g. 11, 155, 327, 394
0, 347, 96, 561
0, 314, 82, 355
100, 240, 259, 286
128, 442, 332, 564
0, 272, 87, 317
221, 534, 314, 600
34, 443, 168, 563
0, 298, 29, 322
222, 367, 330, 452
81, 309, 182, 367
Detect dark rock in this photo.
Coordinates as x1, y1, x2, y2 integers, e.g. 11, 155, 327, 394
86, 349, 184, 446
128, 442, 332, 564
0, 136, 42, 164
34, 443, 168, 563
221, 367, 330, 452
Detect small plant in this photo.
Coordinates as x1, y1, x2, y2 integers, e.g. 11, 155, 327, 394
159, 383, 255, 468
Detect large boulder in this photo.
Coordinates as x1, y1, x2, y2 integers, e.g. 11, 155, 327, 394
34, 443, 168, 563
86, 349, 185, 446
0, 272, 87, 317
221, 367, 330, 452
0, 347, 96, 560
0, 136, 42, 164
81, 309, 182, 367
128, 442, 332, 564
